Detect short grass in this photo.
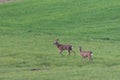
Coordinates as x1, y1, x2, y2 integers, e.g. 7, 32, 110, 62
0, 0, 120, 80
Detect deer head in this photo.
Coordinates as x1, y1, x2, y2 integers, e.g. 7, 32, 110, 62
53, 39, 59, 45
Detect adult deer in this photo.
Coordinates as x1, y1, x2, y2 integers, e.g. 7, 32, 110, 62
79, 46, 93, 62
53, 39, 75, 55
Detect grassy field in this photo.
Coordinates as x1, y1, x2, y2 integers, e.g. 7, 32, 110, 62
0, 0, 120, 80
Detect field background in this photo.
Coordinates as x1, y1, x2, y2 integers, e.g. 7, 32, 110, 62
0, 0, 120, 80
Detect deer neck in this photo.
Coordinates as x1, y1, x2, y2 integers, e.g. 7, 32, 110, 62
56, 43, 61, 48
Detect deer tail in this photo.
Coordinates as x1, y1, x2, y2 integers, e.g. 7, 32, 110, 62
91, 52, 93, 57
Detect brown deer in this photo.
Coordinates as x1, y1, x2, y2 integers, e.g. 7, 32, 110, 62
54, 39, 75, 55
79, 47, 93, 62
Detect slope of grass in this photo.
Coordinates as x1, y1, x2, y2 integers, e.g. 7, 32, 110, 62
0, 0, 120, 80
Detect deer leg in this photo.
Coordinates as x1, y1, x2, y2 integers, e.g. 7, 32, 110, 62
59, 50, 63, 55
68, 50, 71, 55
89, 57, 93, 62
81, 56, 86, 62
88, 56, 93, 62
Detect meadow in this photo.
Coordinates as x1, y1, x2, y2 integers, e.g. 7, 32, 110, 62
0, 0, 120, 80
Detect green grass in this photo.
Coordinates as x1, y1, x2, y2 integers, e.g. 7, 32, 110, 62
0, 0, 120, 80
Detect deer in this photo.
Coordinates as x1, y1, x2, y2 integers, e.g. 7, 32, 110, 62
79, 46, 93, 62
53, 39, 75, 55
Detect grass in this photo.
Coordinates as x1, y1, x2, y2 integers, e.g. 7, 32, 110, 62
0, 0, 120, 80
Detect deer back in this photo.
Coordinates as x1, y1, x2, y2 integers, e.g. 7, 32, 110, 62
58, 44, 72, 50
